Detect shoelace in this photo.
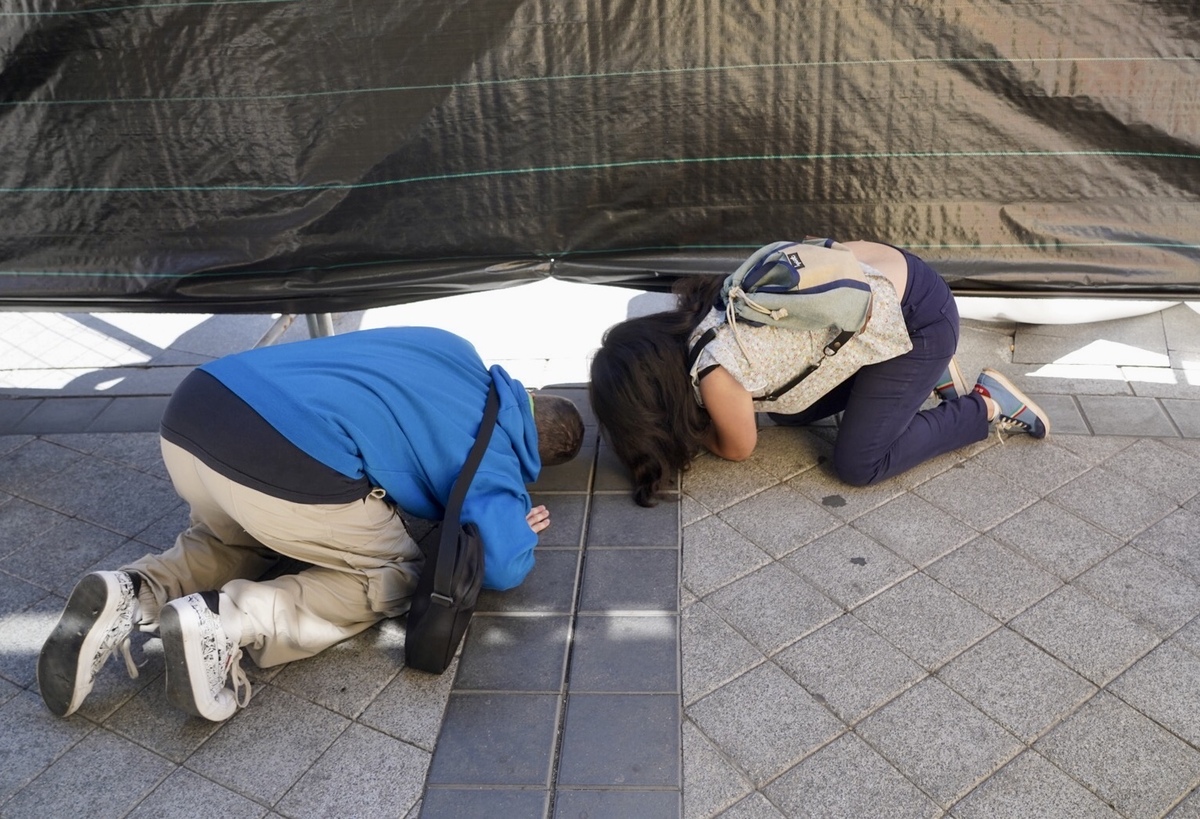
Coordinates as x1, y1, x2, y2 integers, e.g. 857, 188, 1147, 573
117, 635, 140, 679
229, 647, 253, 708
992, 416, 1030, 444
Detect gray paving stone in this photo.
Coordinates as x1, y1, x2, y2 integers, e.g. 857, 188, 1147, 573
185, 686, 349, 805
420, 788, 548, 818
587, 493, 678, 547
855, 677, 1023, 809
937, 628, 1096, 743
1078, 394, 1179, 437
426, 692, 559, 786
717, 484, 842, 559
2, 726, 174, 819
971, 437, 1090, 495
0, 437, 84, 495
593, 442, 637, 492
686, 662, 844, 786
86, 396, 169, 433
1178, 616, 1200, 660
682, 719, 754, 819
0, 398, 37, 433
1030, 393, 1091, 434
1101, 438, 1200, 504
1162, 397, 1200, 438
269, 626, 404, 717
681, 515, 772, 598
1172, 787, 1200, 818
579, 548, 678, 612
1010, 585, 1161, 686
12, 397, 113, 435
951, 749, 1120, 819
682, 493, 711, 526
1049, 466, 1178, 540
570, 614, 677, 693
0, 594, 66, 688
714, 792, 788, 819
850, 493, 978, 568
2, 517, 127, 594
763, 732, 941, 819
1162, 304, 1200, 353
925, 536, 1061, 622
0, 496, 68, 563
1013, 313, 1168, 366
455, 615, 569, 692
783, 524, 916, 609
102, 666, 222, 764
558, 693, 680, 787
276, 723, 429, 819
554, 789, 679, 819
1035, 691, 1200, 819
914, 461, 1038, 531
477, 548, 579, 613
126, 767, 269, 819
773, 615, 926, 725
704, 562, 840, 654
0, 562, 51, 612
685, 453, 780, 513
528, 444, 594, 493
21, 456, 179, 538
746, 425, 828, 481
787, 464, 906, 523
1132, 508, 1200, 584
1052, 434, 1137, 463
0, 690, 95, 803
988, 500, 1123, 581
1109, 641, 1200, 748
358, 661, 460, 752
853, 574, 999, 671
1075, 547, 1200, 638
528, 492, 587, 548
680, 601, 764, 706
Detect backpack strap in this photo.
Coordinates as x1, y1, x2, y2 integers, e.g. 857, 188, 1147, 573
686, 327, 718, 374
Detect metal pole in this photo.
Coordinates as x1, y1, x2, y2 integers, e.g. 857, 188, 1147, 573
305, 313, 335, 338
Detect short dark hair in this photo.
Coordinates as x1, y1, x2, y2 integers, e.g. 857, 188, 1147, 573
533, 393, 585, 466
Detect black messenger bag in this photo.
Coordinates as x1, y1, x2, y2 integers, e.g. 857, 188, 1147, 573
404, 383, 499, 673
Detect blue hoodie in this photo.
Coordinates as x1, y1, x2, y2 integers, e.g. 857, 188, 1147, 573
200, 326, 541, 590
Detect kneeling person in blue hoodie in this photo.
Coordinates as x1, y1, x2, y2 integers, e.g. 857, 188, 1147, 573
38, 327, 584, 722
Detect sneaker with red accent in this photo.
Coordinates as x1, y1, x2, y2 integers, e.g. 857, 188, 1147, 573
933, 357, 969, 401
974, 369, 1050, 439
160, 592, 251, 722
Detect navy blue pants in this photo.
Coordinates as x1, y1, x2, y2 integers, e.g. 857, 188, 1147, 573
771, 249, 990, 486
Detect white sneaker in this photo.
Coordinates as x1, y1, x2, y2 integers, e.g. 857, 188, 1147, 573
160, 592, 251, 722
38, 571, 143, 717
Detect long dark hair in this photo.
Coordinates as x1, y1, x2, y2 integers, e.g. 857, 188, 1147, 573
589, 274, 725, 506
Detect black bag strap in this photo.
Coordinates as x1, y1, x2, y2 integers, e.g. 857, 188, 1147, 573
686, 325, 857, 402
432, 382, 500, 604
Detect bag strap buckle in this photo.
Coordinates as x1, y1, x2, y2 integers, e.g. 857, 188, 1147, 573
430, 592, 454, 607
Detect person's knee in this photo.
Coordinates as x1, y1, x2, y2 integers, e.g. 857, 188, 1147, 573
832, 453, 880, 487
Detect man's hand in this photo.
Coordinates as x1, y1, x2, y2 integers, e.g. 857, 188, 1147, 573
526, 504, 551, 534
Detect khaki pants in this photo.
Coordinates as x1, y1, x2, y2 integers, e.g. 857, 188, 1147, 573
126, 439, 422, 667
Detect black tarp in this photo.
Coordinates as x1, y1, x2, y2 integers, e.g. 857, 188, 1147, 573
1, 0, 1198, 312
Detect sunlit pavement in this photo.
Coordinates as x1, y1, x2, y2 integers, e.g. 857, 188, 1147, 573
2, 286, 1200, 817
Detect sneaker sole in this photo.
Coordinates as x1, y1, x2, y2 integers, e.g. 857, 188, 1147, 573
980, 368, 1051, 437
946, 357, 969, 399
160, 600, 236, 722
37, 573, 114, 717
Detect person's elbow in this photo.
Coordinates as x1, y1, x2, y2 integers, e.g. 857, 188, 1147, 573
482, 550, 535, 591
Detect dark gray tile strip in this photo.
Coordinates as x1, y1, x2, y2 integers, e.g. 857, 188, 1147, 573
422, 422, 684, 818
